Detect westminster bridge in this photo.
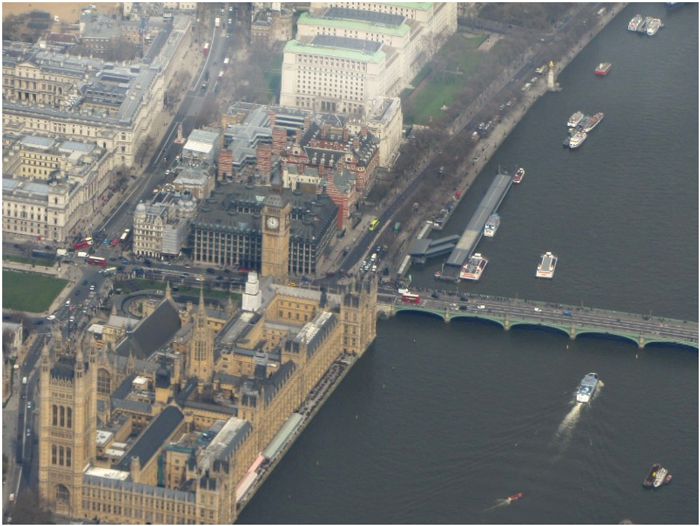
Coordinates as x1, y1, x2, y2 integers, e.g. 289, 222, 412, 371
375, 290, 698, 350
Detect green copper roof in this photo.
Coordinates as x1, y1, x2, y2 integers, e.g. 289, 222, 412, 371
374, 2, 433, 11
298, 12, 410, 37
284, 39, 386, 64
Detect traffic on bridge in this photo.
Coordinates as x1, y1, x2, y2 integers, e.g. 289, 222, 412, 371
377, 289, 698, 350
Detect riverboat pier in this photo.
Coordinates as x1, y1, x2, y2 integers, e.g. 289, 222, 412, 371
439, 169, 513, 280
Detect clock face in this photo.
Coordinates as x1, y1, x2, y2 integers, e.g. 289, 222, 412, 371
266, 216, 280, 230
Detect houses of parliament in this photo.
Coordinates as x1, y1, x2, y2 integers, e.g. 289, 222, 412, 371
37, 178, 378, 524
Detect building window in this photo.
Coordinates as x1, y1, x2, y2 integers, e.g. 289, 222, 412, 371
52, 445, 57, 464
52, 405, 58, 426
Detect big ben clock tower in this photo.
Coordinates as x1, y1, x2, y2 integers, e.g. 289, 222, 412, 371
261, 163, 291, 283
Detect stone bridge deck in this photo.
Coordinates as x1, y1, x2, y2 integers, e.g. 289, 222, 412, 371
377, 293, 697, 350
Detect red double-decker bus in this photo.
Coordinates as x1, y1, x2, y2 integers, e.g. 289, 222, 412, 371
73, 237, 93, 250
401, 292, 420, 304
87, 256, 106, 267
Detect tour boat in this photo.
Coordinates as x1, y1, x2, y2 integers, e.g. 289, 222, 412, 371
628, 13, 643, 31
460, 253, 488, 281
567, 111, 585, 128
484, 213, 501, 237
643, 464, 672, 488
568, 130, 587, 149
646, 18, 662, 36
536, 252, 558, 278
507, 492, 524, 502
576, 372, 599, 403
583, 112, 604, 133
513, 167, 525, 184
595, 62, 612, 76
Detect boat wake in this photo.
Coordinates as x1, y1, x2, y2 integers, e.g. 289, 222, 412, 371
551, 403, 583, 458
551, 382, 603, 460
481, 499, 511, 513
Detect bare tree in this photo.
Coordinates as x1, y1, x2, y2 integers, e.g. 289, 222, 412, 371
10, 488, 53, 525
135, 135, 156, 167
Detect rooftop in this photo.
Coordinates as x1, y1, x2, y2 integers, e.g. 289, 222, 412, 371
284, 38, 386, 64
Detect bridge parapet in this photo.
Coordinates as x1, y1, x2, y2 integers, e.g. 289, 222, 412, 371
381, 296, 698, 350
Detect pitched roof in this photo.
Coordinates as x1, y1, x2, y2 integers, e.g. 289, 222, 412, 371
114, 298, 181, 359
115, 406, 184, 471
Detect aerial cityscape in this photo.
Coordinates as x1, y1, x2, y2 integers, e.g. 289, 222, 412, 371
1, 2, 697, 524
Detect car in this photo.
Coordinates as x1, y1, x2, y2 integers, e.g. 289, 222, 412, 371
69, 316, 75, 323
75, 290, 81, 296
27, 402, 31, 410
206, 268, 216, 274
46, 315, 56, 321
431, 292, 440, 299
562, 310, 572, 316
26, 429, 31, 437
477, 305, 486, 310
82, 280, 88, 286
90, 285, 95, 291
223, 268, 231, 274
34, 319, 44, 325
534, 307, 542, 312
459, 305, 468, 311
130, 174, 138, 179
65, 300, 71, 306
82, 308, 88, 314
195, 276, 204, 281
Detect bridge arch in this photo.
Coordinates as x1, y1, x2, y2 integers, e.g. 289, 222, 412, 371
394, 307, 445, 323
507, 321, 572, 338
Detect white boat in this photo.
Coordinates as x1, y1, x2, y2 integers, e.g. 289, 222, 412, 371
647, 18, 662, 36
583, 112, 604, 133
653, 467, 669, 488
484, 213, 501, 237
576, 373, 600, 403
568, 131, 587, 149
628, 13, 643, 31
567, 111, 585, 128
536, 252, 558, 278
460, 253, 488, 281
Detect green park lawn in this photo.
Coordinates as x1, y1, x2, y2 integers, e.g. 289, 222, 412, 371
403, 34, 487, 125
2, 270, 68, 313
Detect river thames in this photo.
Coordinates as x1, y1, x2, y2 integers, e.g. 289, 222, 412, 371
239, 4, 698, 524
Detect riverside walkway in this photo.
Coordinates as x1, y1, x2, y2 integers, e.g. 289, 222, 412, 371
375, 291, 698, 350
440, 170, 513, 280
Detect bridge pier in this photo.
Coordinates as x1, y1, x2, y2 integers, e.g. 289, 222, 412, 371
569, 324, 577, 340
504, 315, 510, 331
638, 332, 646, 349
444, 309, 450, 323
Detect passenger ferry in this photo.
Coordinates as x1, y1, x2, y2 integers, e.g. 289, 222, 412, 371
568, 130, 587, 149
583, 112, 604, 132
513, 167, 525, 184
483, 213, 501, 237
643, 464, 673, 488
460, 253, 488, 281
628, 13, 643, 31
646, 18, 663, 36
576, 372, 599, 403
536, 251, 558, 278
567, 111, 585, 128
595, 62, 612, 76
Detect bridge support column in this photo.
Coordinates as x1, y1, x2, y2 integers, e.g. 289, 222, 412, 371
444, 309, 450, 323
504, 315, 510, 331
569, 324, 577, 340
638, 333, 646, 349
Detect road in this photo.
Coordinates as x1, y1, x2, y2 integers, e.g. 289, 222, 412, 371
384, 292, 698, 346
